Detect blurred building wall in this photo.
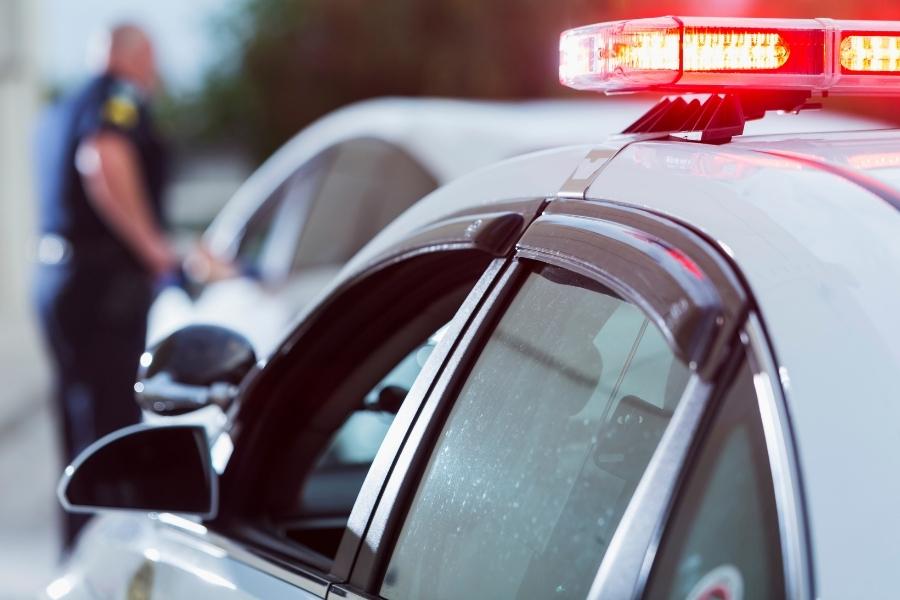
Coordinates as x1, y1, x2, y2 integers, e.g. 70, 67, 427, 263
0, 0, 37, 316
0, 0, 49, 418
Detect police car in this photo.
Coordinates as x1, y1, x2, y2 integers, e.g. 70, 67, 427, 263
51, 16, 900, 600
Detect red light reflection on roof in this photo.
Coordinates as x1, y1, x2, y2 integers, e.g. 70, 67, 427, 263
848, 152, 900, 170
666, 247, 705, 280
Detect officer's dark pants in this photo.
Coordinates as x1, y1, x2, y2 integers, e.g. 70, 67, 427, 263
34, 258, 153, 550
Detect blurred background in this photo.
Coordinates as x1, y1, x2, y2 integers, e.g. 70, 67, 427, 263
2, 0, 900, 596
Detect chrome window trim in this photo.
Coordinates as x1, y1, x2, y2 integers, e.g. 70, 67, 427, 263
743, 313, 814, 600
586, 375, 712, 599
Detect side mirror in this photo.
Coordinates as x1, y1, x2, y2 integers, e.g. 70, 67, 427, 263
136, 324, 256, 416
58, 424, 217, 518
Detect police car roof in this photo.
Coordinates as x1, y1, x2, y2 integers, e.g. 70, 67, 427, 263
332, 125, 900, 598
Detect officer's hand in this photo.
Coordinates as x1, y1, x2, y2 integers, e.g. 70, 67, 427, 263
183, 244, 240, 284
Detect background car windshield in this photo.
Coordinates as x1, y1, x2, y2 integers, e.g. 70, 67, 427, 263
291, 138, 437, 270
381, 265, 690, 600
233, 138, 436, 282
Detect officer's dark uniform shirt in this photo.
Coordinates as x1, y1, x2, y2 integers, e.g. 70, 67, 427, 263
35, 73, 167, 268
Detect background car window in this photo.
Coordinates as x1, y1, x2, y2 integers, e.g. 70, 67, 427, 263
291, 138, 437, 270
252, 251, 494, 570
234, 153, 330, 280
235, 190, 282, 269
381, 264, 690, 600
642, 360, 785, 600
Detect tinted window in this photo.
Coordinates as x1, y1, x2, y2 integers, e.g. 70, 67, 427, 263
257, 252, 493, 567
293, 332, 442, 557
381, 265, 690, 600
292, 138, 437, 270
643, 360, 785, 600
235, 153, 329, 277
235, 192, 281, 268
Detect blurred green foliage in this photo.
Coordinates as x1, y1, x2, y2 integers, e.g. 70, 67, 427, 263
167, 0, 900, 163
171, 0, 606, 162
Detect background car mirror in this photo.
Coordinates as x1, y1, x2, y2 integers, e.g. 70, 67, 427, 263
58, 424, 217, 518
136, 324, 256, 416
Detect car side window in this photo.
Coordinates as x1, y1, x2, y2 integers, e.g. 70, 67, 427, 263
249, 249, 499, 570
642, 358, 785, 600
291, 138, 437, 271
289, 329, 443, 558
380, 264, 691, 600
235, 153, 330, 280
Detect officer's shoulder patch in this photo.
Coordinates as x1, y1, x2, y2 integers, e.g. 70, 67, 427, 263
102, 94, 139, 130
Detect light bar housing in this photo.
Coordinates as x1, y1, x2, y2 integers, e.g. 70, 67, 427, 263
560, 17, 900, 95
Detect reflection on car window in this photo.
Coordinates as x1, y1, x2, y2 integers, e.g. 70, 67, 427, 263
642, 359, 785, 600
381, 265, 690, 600
235, 192, 281, 269
307, 331, 440, 473
287, 327, 444, 557
292, 138, 437, 270
235, 153, 329, 278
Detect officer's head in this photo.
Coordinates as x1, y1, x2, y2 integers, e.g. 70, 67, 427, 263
92, 23, 158, 94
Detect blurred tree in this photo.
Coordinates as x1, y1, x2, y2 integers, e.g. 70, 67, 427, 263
183, 0, 608, 161
180, 0, 900, 162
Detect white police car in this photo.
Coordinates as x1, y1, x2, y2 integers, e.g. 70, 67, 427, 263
51, 16, 900, 600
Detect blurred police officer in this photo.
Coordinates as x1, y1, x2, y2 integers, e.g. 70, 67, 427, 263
33, 24, 175, 549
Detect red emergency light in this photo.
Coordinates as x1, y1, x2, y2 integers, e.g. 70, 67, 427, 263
560, 17, 900, 94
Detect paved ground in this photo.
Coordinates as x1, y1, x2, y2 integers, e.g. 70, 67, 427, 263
0, 397, 59, 600
0, 315, 59, 600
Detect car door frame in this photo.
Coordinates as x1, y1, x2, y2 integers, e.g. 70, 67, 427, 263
189, 198, 550, 596
328, 198, 810, 599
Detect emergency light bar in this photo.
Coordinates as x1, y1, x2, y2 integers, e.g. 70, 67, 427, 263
560, 17, 900, 94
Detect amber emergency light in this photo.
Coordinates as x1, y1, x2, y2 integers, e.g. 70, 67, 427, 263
560, 17, 900, 94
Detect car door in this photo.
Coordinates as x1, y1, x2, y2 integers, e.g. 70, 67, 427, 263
121, 200, 541, 599
159, 138, 438, 356
325, 199, 807, 599
60, 200, 545, 600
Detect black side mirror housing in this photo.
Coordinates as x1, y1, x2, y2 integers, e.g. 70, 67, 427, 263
136, 325, 256, 416
58, 424, 217, 518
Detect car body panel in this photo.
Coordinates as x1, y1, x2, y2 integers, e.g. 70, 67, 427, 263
589, 138, 900, 599
149, 266, 342, 354
272, 126, 900, 598
62, 111, 899, 599
45, 514, 322, 599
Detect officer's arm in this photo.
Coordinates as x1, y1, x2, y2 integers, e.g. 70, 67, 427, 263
77, 131, 175, 276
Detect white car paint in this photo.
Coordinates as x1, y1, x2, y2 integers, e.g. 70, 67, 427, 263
336, 127, 900, 599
